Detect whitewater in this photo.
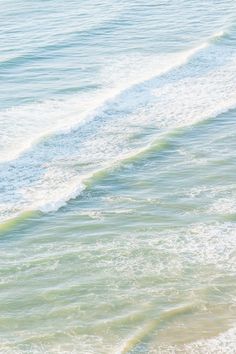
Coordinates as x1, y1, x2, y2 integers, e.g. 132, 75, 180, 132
1, 1, 236, 353
1, 30, 236, 222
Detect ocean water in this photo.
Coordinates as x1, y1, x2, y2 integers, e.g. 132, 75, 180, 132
1, 0, 236, 352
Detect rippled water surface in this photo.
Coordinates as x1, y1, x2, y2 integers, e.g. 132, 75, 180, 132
1, 1, 236, 353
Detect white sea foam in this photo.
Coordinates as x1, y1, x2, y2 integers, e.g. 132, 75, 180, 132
1, 220, 236, 352
0, 31, 219, 164
156, 326, 236, 353
1, 30, 236, 222
184, 326, 236, 354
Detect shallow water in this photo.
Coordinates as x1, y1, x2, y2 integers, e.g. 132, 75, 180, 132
1, 1, 236, 353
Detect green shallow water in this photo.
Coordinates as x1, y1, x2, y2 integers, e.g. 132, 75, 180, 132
1, 109, 236, 353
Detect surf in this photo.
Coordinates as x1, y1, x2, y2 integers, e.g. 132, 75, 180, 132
0, 29, 225, 165
1, 30, 236, 224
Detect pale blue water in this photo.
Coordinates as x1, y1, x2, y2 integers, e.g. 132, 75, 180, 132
1, 1, 236, 353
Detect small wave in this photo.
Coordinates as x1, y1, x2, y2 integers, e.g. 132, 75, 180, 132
0, 210, 39, 235
0, 30, 219, 164
209, 29, 227, 42
1, 29, 235, 223
116, 303, 194, 354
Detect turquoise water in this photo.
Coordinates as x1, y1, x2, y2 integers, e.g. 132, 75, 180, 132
1, 1, 236, 352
